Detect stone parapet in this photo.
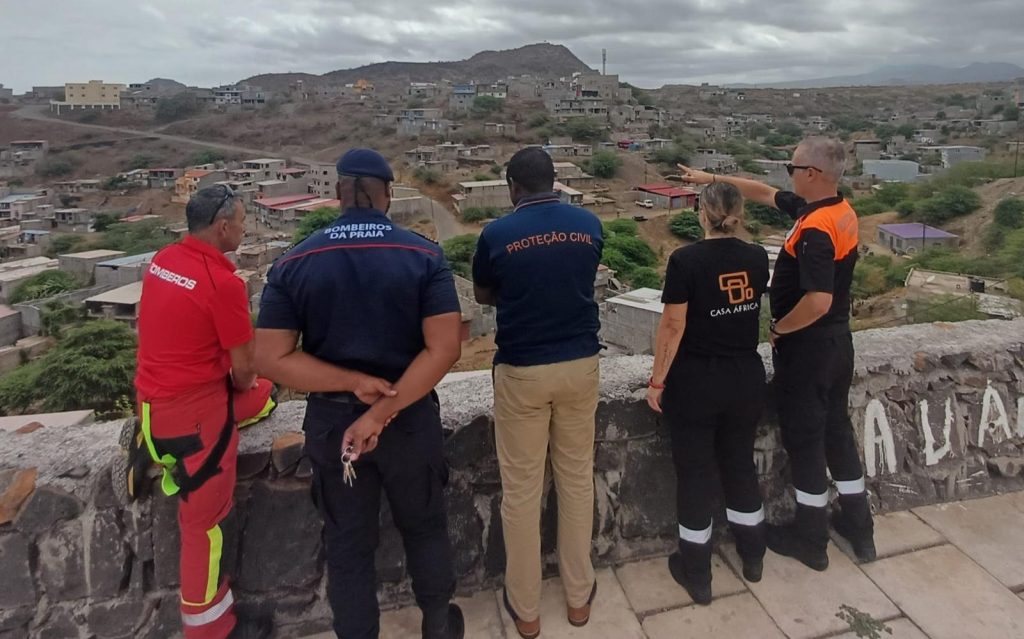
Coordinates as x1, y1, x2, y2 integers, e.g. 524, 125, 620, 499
0, 319, 1021, 637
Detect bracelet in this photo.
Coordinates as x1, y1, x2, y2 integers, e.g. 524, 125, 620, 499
711, 175, 716, 183
769, 319, 784, 337
648, 377, 665, 390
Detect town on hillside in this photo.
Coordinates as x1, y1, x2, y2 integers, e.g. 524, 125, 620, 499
1, 45, 1023, 417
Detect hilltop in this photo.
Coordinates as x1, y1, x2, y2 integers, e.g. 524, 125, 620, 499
241, 43, 594, 91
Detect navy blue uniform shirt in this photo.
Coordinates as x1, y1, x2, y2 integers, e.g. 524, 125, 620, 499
258, 207, 461, 382
472, 193, 603, 366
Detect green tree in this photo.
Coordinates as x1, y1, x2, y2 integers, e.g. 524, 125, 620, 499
565, 118, 603, 142
630, 267, 662, 289
634, 91, 654, 107
604, 218, 638, 236
896, 199, 918, 218
49, 234, 87, 256
1004, 104, 1021, 122
36, 158, 75, 178
874, 182, 911, 207
745, 201, 790, 228
126, 154, 156, 170
528, 114, 550, 129
156, 92, 201, 123
0, 320, 137, 417
605, 234, 656, 267
190, 149, 226, 166
441, 234, 478, 278
294, 207, 340, 243
650, 144, 695, 168
9, 271, 79, 304
588, 150, 622, 179
471, 95, 503, 116
994, 198, 1024, 229
413, 167, 441, 185
916, 185, 982, 224
96, 219, 174, 254
668, 213, 703, 241
461, 207, 502, 223
92, 212, 121, 232
600, 248, 635, 278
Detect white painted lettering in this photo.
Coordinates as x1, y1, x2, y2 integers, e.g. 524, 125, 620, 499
977, 381, 1013, 447
920, 398, 953, 466
864, 399, 897, 478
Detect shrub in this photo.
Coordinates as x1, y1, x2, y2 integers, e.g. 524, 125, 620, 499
294, 207, 340, 243
600, 248, 635, 278
916, 185, 982, 225
413, 167, 441, 185
190, 149, 226, 166
604, 218, 638, 236
605, 235, 656, 267
461, 207, 502, 223
668, 213, 703, 241
588, 150, 622, 179
155, 92, 201, 123
994, 197, 1024, 229
36, 158, 75, 178
9, 271, 79, 304
441, 234, 478, 278
629, 267, 662, 289
745, 202, 790, 228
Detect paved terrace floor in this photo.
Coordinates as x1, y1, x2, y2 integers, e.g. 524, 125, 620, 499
305, 492, 1024, 638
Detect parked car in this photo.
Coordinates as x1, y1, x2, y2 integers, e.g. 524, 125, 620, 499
635, 199, 654, 209
632, 215, 649, 222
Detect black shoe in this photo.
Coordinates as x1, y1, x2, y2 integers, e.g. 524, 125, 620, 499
741, 558, 763, 583
765, 524, 829, 572
228, 618, 272, 639
668, 552, 712, 605
831, 511, 877, 563
423, 603, 464, 639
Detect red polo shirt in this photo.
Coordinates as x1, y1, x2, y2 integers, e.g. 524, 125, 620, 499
135, 236, 253, 400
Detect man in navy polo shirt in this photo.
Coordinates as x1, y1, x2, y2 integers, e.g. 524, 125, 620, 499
255, 148, 464, 639
472, 147, 603, 638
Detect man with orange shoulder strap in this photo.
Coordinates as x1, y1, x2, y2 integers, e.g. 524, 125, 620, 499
677, 136, 876, 572
133, 184, 277, 639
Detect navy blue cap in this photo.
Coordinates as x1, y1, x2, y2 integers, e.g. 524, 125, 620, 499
336, 148, 394, 182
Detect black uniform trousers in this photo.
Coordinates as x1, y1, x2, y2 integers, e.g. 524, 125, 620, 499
662, 353, 767, 571
303, 394, 455, 639
773, 331, 871, 545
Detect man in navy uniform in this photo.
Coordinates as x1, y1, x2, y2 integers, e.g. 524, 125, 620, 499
255, 148, 465, 639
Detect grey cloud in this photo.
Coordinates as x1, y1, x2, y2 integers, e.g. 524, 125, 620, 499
0, 0, 1021, 91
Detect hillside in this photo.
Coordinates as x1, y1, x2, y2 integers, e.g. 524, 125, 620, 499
947, 176, 1024, 256
736, 62, 1024, 89
242, 43, 593, 91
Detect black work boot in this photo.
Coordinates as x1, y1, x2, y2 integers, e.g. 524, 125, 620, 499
668, 540, 713, 605
766, 505, 829, 572
832, 494, 877, 563
422, 603, 464, 639
730, 522, 767, 583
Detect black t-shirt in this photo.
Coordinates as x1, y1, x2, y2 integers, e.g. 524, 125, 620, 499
661, 238, 770, 358
769, 192, 859, 335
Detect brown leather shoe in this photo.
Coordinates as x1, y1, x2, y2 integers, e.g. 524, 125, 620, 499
567, 581, 598, 627
503, 588, 540, 639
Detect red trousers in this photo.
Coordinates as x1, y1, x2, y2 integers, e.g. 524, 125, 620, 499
141, 379, 275, 639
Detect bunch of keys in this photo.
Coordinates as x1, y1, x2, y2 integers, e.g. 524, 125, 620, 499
342, 445, 357, 487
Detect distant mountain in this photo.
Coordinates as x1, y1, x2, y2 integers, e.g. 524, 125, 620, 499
141, 78, 188, 91
738, 62, 1024, 89
241, 43, 594, 92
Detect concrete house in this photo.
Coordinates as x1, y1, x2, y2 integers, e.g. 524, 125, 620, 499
147, 168, 183, 190
600, 288, 664, 355
84, 281, 143, 328
94, 252, 157, 287
877, 223, 958, 255
173, 169, 227, 204
58, 250, 127, 283
635, 184, 698, 210
449, 84, 477, 112
50, 80, 126, 114
863, 159, 921, 183
452, 180, 510, 213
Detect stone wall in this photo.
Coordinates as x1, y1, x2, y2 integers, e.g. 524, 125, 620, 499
1, 319, 1022, 638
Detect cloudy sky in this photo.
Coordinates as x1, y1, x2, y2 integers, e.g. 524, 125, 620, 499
2, 0, 1022, 92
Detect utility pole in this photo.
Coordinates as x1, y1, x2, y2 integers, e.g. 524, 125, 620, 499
602, 49, 607, 76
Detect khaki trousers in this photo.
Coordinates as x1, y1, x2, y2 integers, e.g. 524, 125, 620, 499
494, 354, 600, 621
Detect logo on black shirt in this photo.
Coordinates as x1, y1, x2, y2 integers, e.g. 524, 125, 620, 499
719, 272, 754, 305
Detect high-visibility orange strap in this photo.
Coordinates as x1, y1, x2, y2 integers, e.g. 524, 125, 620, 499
784, 201, 859, 260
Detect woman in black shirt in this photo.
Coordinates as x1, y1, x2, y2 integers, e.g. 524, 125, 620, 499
646, 182, 770, 604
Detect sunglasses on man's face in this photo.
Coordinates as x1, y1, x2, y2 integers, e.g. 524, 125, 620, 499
785, 164, 822, 176
210, 185, 236, 226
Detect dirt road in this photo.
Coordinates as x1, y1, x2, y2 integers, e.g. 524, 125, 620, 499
13, 105, 322, 166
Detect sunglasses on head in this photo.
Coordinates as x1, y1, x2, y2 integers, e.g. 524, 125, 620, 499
210, 184, 236, 226
785, 164, 822, 176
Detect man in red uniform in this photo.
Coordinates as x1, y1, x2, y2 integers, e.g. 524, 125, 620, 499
134, 184, 276, 639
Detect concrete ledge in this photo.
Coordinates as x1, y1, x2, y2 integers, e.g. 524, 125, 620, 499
0, 318, 1021, 637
